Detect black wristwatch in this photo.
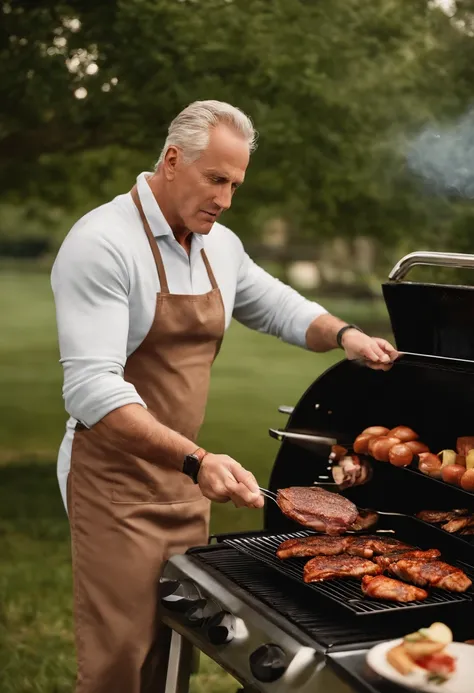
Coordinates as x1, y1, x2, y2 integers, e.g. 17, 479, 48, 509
336, 324, 363, 348
183, 448, 207, 483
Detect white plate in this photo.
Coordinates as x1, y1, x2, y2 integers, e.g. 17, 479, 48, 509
366, 639, 474, 693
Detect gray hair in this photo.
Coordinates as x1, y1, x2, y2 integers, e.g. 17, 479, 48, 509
155, 100, 258, 167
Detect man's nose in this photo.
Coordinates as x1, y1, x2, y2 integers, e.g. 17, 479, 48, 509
214, 184, 233, 211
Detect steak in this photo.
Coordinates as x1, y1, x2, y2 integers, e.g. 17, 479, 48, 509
346, 535, 412, 559
374, 548, 441, 570
389, 559, 472, 593
277, 487, 358, 535
303, 555, 382, 583
276, 535, 352, 559
362, 575, 428, 602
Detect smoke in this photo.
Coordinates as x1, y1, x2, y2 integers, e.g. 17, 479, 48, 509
406, 107, 474, 198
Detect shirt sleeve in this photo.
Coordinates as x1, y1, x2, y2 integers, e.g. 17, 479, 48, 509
232, 245, 328, 348
50, 224, 146, 428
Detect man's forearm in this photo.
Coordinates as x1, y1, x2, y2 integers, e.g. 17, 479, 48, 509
91, 403, 198, 469
305, 313, 347, 352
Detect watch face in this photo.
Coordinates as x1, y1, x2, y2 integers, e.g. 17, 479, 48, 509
184, 454, 200, 482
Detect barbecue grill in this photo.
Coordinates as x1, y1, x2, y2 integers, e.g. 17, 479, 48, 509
160, 251, 474, 693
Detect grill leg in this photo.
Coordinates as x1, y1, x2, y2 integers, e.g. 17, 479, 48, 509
164, 630, 194, 693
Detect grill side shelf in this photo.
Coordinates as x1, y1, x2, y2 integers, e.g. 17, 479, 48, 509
223, 530, 472, 618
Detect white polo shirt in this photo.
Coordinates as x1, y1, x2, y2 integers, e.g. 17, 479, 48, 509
51, 171, 327, 507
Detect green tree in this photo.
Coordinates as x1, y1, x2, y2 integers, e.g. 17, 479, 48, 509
1, 0, 473, 247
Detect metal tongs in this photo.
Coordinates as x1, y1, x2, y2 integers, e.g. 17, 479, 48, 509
258, 487, 279, 504
268, 428, 372, 490
258, 476, 341, 505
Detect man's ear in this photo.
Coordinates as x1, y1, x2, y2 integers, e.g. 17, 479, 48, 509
163, 146, 180, 181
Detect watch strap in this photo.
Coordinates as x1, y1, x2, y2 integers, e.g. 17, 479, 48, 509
336, 324, 363, 349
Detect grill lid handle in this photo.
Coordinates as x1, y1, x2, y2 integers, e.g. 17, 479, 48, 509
278, 405, 294, 415
269, 429, 337, 448
389, 251, 474, 282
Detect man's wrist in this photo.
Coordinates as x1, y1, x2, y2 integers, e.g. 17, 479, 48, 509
336, 324, 363, 349
182, 447, 208, 483
193, 447, 208, 463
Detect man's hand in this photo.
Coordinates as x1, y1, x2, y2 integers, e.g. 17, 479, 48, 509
342, 329, 398, 370
198, 453, 264, 509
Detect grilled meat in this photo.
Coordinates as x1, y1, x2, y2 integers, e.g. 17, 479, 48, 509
303, 555, 382, 583
347, 535, 413, 559
416, 509, 469, 524
350, 509, 378, 532
374, 549, 441, 570
361, 575, 429, 602
389, 559, 472, 593
276, 487, 358, 535
276, 535, 352, 559
442, 516, 474, 533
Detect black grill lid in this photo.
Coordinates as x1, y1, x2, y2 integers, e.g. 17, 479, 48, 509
382, 251, 474, 360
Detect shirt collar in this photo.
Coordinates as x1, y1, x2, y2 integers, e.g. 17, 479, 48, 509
135, 171, 205, 248
136, 171, 172, 238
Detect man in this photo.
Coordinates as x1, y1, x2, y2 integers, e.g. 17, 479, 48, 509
51, 99, 397, 693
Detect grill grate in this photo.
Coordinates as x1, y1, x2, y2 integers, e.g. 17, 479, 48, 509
191, 545, 474, 649
223, 531, 473, 616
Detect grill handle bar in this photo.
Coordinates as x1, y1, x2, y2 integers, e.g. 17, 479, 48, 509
269, 428, 338, 447
389, 251, 474, 282
278, 405, 294, 415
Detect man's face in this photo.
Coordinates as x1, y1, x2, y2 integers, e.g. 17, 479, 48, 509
165, 124, 250, 234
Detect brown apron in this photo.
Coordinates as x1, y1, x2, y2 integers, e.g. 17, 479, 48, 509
67, 184, 225, 693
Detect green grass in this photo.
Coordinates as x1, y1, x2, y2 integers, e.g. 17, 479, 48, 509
0, 271, 391, 693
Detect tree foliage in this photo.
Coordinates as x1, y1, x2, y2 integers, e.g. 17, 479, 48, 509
1, 0, 474, 247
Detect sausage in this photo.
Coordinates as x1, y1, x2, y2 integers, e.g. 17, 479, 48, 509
388, 444, 413, 467
388, 426, 418, 443
361, 426, 390, 437
418, 452, 442, 479
442, 464, 467, 487
405, 441, 429, 455
353, 434, 373, 455
371, 436, 402, 462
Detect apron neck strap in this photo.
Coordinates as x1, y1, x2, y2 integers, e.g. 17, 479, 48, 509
131, 185, 220, 294
200, 249, 218, 290
130, 185, 170, 293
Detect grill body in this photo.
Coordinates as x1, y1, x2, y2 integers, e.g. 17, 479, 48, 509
160, 251, 474, 693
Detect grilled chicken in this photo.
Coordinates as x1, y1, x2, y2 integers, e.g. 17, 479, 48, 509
389, 559, 472, 593
442, 516, 474, 533
362, 575, 429, 602
416, 509, 469, 524
346, 535, 413, 559
277, 535, 352, 559
374, 549, 441, 570
304, 555, 381, 583
350, 509, 378, 532
277, 487, 358, 535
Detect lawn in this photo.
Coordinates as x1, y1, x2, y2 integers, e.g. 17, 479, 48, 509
0, 270, 391, 693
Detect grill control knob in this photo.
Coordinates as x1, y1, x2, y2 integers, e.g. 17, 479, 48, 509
159, 579, 206, 618
206, 611, 236, 645
249, 644, 287, 683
